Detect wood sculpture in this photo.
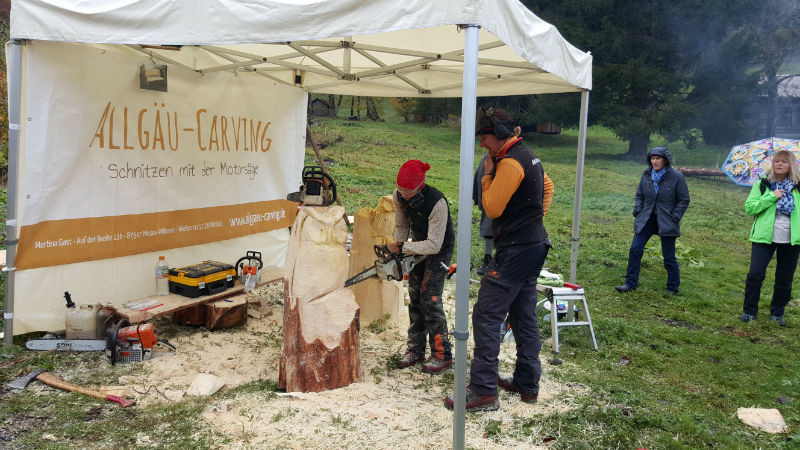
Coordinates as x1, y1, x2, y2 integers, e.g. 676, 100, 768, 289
279, 205, 363, 392
348, 195, 404, 326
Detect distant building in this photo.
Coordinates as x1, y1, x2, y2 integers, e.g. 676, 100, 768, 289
308, 98, 332, 117
767, 75, 800, 139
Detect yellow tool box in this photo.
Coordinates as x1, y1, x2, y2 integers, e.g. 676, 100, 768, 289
168, 261, 236, 298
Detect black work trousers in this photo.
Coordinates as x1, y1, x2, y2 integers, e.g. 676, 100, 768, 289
743, 242, 800, 317
469, 241, 549, 397
407, 250, 453, 361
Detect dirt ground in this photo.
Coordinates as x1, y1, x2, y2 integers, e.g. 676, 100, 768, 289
110, 281, 586, 449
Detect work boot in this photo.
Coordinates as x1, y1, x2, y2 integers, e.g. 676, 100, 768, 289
497, 374, 538, 404
614, 283, 635, 293
396, 351, 424, 369
739, 313, 756, 322
421, 357, 452, 374
444, 386, 499, 412
477, 254, 492, 276
770, 315, 787, 327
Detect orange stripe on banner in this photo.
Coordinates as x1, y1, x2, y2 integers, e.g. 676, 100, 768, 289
434, 333, 444, 360
15, 199, 298, 270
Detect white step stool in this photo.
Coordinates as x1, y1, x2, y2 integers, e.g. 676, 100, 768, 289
536, 284, 598, 354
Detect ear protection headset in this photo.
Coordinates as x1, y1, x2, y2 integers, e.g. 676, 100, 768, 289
480, 107, 513, 140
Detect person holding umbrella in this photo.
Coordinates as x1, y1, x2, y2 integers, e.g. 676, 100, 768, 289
614, 146, 690, 294
740, 150, 800, 326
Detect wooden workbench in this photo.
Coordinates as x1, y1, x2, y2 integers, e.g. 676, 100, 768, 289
116, 265, 284, 323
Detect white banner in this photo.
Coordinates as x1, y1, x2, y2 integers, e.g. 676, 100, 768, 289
12, 41, 306, 333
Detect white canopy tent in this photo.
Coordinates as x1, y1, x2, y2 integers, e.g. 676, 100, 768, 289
7, 1, 591, 447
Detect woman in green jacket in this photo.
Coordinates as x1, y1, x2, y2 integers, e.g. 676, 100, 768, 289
740, 150, 800, 326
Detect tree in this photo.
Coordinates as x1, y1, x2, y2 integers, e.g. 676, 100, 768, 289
731, 0, 800, 137
389, 97, 418, 122
526, 0, 694, 159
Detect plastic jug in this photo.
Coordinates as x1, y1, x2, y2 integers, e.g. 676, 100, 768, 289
66, 302, 99, 339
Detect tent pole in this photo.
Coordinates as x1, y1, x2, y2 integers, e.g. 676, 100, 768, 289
4, 40, 23, 348
453, 23, 479, 450
569, 90, 590, 284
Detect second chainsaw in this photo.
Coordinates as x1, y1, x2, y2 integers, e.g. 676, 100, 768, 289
344, 245, 424, 287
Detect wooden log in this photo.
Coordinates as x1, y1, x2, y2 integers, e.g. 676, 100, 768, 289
172, 295, 248, 330
676, 167, 725, 177
279, 205, 363, 392
204, 296, 248, 330
348, 195, 404, 326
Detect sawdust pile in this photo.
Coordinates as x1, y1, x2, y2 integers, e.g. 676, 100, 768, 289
116, 282, 588, 449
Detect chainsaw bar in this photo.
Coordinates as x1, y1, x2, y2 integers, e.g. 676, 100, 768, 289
344, 266, 378, 287
26, 339, 107, 352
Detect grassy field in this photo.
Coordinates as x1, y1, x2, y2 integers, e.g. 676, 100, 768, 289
307, 118, 798, 448
1, 115, 798, 448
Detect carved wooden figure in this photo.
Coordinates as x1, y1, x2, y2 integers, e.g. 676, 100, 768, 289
348, 195, 404, 326
279, 205, 363, 392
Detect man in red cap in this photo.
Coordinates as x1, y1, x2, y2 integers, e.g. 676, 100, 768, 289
446, 107, 549, 411
387, 159, 455, 374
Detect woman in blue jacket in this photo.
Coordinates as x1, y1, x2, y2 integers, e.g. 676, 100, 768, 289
740, 150, 800, 326
615, 147, 690, 294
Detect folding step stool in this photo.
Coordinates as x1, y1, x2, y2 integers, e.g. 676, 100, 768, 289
536, 284, 598, 354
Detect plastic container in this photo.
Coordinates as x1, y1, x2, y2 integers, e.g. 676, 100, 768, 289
155, 256, 169, 296
66, 303, 99, 339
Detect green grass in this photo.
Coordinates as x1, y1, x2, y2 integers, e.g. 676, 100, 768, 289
309, 118, 797, 448
2, 116, 798, 448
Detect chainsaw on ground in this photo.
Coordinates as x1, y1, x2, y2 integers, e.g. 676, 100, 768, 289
344, 245, 424, 287
26, 319, 175, 364
287, 165, 337, 207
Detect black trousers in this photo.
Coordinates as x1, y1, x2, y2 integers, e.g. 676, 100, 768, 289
407, 250, 453, 360
743, 242, 800, 317
469, 241, 549, 396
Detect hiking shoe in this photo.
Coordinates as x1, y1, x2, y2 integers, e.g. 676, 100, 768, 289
497, 374, 538, 404
444, 386, 499, 412
739, 313, 756, 322
770, 315, 787, 327
396, 351, 424, 369
421, 357, 452, 374
614, 284, 635, 293
477, 254, 492, 276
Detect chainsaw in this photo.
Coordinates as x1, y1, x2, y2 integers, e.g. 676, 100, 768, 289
344, 245, 424, 287
235, 250, 263, 292
286, 165, 337, 207
26, 319, 175, 365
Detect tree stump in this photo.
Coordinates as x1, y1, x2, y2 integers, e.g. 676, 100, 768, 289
172, 295, 248, 331
348, 195, 404, 326
279, 205, 363, 392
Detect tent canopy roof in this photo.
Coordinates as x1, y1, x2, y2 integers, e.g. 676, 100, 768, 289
10, 0, 591, 97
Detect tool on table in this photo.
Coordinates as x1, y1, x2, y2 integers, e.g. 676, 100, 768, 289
168, 260, 236, 298
8, 368, 136, 407
344, 245, 424, 287
107, 319, 175, 365
286, 165, 337, 207
235, 251, 263, 292
442, 263, 480, 285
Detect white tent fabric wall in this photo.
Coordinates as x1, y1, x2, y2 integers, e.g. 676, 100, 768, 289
8, 1, 591, 448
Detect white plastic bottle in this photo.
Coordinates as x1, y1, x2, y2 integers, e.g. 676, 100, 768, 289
155, 256, 170, 296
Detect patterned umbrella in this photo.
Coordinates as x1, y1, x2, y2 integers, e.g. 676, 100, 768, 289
721, 137, 800, 186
